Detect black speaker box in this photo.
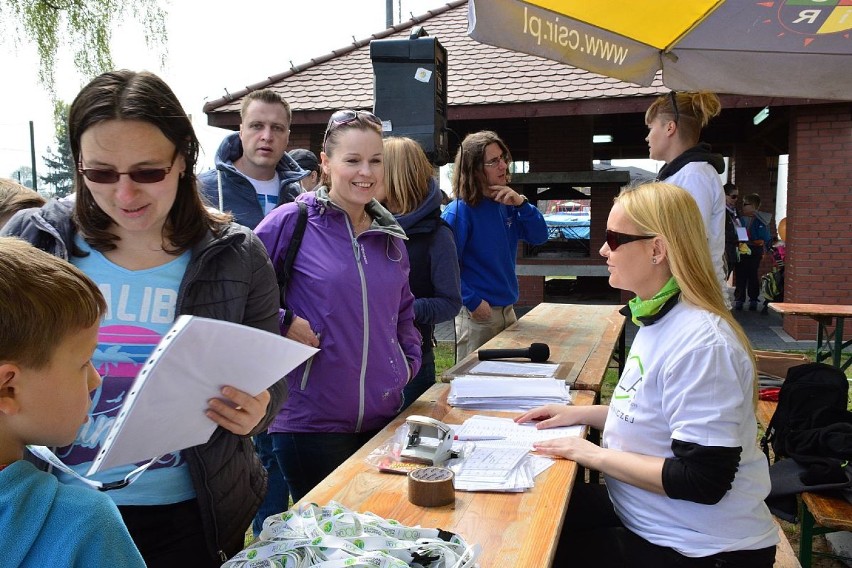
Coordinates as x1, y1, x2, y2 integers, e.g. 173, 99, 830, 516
370, 32, 448, 166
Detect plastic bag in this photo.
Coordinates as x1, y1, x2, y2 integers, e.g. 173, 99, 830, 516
222, 501, 480, 568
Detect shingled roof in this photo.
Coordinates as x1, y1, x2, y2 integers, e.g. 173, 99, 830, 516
202, 0, 664, 121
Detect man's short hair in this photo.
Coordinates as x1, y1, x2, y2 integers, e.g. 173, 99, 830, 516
240, 89, 292, 124
0, 237, 106, 369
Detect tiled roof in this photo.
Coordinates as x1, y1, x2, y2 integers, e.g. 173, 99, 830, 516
202, 0, 664, 117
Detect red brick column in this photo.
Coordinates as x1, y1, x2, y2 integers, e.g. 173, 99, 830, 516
783, 104, 852, 339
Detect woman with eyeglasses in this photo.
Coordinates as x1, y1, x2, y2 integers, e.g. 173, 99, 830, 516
645, 91, 729, 306
377, 136, 462, 411
254, 110, 421, 502
0, 71, 284, 566
516, 182, 778, 567
440, 130, 548, 359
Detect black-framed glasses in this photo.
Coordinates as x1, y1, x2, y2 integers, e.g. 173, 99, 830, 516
606, 229, 654, 251
484, 155, 509, 168
669, 91, 680, 125
322, 109, 382, 149
728, 193, 739, 199
78, 150, 179, 184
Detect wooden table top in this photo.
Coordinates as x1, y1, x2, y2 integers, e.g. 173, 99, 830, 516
296, 384, 597, 568
442, 302, 626, 392
768, 302, 852, 318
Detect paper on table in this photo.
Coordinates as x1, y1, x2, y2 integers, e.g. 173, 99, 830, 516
448, 376, 570, 411
87, 315, 318, 475
468, 360, 559, 377
454, 415, 583, 448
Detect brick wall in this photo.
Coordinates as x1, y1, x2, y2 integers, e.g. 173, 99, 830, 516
783, 103, 852, 339
517, 116, 594, 306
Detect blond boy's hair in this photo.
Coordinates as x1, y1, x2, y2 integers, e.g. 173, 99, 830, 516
0, 237, 106, 369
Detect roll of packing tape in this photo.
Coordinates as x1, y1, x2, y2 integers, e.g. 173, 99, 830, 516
408, 466, 455, 507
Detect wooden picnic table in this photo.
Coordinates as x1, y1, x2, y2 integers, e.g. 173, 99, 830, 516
442, 302, 627, 394
295, 385, 597, 568
768, 303, 852, 371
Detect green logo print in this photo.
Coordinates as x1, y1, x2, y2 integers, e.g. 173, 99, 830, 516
613, 354, 644, 400
353, 539, 365, 549
246, 550, 257, 560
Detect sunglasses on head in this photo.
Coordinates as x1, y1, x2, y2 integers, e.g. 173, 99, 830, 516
606, 229, 654, 251
669, 91, 680, 125
323, 109, 382, 149
78, 150, 179, 184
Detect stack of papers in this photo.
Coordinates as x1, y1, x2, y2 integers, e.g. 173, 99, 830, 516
448, 376, 570, 411
468, 360, 559, 377
449, 415, 583, 492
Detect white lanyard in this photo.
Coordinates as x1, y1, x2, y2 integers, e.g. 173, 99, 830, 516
26, 445, 159, 491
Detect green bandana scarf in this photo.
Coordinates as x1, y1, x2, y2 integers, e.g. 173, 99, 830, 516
628, 277, 681, 327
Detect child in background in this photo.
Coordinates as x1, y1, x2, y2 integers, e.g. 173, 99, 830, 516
0, 237, 145, 567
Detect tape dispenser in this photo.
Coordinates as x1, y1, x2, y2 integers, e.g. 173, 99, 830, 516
401, 415, 455, 466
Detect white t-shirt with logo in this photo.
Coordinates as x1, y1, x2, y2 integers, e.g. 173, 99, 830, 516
247, 174, 281, 217
604, 301, 778, 557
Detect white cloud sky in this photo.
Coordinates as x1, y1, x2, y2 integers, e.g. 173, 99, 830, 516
0, 0, 446, 182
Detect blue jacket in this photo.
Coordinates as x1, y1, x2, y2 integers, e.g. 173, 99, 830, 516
1, 461, 146, 567
255, 187, 422, 433
442, 197, 548, 311
744, 212, 772, 253
198, 132, 309, 229
393, 180, 462, 353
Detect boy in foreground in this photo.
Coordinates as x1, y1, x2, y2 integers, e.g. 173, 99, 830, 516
0, 237, 144, 567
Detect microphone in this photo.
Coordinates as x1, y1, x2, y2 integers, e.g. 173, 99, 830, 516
478, 343, 550, 363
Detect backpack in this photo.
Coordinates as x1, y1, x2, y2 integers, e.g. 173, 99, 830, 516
761, 362, 850, 461
276, 201, 308, 307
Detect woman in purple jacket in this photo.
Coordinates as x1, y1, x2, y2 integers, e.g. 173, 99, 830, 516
255, 110, 422, 502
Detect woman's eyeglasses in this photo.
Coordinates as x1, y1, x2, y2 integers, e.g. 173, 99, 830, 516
484, 155, 509, 168
606, 229, 654, 251
78, 151, 179, 184
323, 109, 382, 148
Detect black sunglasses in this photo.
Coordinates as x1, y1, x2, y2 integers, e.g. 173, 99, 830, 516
606, 229, 654, 251
78, 150, 179, 184
322, 109, 382, 149
669, 91, 680, 125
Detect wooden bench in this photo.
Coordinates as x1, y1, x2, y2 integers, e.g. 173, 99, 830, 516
756, 398, 852, 567
774, 520, 803, 568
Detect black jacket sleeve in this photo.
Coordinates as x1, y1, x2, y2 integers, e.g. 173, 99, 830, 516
662, 440, 742, 504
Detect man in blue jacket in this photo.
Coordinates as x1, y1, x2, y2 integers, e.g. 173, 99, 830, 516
199, 89, 308, 230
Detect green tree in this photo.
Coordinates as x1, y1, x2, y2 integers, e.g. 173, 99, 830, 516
41, 101, 74, 197
9, 166, 34, 188
0, 0, 167, 95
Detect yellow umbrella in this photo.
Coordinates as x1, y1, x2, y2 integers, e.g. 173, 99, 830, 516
468, 0, 852, 100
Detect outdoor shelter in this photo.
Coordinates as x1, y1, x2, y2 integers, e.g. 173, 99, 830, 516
203, 0, 851, 341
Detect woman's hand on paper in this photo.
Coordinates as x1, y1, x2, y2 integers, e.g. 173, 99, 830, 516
206, 386, 271, 435
532, 436, 600, 466
515, 404, 576, 429
286, 315, 320, 347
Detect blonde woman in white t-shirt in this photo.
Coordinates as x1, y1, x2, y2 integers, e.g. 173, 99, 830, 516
517, 182, 778, 567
